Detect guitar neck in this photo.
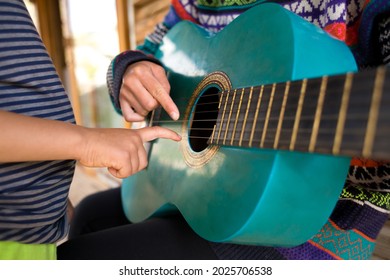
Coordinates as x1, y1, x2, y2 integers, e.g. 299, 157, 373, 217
210, 66, 390, 160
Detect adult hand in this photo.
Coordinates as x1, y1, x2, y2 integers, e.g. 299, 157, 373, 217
120, 61, 180, 122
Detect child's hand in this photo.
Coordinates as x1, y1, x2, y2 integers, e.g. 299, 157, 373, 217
79, 126, 181, 179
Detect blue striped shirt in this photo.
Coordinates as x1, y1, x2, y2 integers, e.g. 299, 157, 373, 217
0, 0, 75, 244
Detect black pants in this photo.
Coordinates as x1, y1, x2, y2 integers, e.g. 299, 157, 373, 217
57, 187, 218, 260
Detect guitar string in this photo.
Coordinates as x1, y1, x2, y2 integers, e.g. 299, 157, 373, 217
146, 118, 390, 140
158, 65, 388, 118
146, 121, 386, 160
163, 88, 386, 117
150, 96, 388, 125
147, 114, 389, 145
145, 69, 388, 143
149, 106, 389, 136
165, 65, 388, 106
176, 133, 384, 153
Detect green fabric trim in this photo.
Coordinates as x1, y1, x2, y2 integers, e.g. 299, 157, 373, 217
340, 185, 390, 210
0, 241, 56, 260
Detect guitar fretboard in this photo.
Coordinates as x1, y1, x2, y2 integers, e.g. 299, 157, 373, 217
209, 66, 390, 160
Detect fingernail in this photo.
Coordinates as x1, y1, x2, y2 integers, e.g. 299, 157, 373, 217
171, 111, 179, 121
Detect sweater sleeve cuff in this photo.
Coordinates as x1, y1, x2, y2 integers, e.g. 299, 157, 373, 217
106, 50, 163, 113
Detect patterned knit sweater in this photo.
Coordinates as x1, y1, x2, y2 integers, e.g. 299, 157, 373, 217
107, 0, 390, 259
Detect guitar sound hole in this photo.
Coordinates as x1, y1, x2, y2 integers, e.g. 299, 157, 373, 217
189, 86, 220, 152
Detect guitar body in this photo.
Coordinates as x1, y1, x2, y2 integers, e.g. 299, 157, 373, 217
121, 4, 358, 246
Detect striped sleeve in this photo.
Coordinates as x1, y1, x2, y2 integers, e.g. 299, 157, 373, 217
0, 0, 75, 244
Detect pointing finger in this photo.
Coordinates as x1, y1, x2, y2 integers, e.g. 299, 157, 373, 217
138, 126, 181, 143
142, 74, 180, 121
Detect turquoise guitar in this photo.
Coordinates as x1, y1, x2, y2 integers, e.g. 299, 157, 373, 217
121, 3, 389, 246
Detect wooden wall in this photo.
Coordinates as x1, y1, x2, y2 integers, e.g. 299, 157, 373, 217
133, 0, 170, 46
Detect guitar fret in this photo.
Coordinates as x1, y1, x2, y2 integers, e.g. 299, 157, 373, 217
217, 90, 230, 143
295, 78, 322, 152
210, 124, 216, 144
223, 89, 237, 145
309, 76, 327, 152
218, 91, 223, 109
239, 87, 253, 146
249, 86, 264, 147
231, 88, 245, 145
260, 84, 276, 148
211, 93, 225, 144
332, 73, 353, 155
290, 79, 307, 150
277, 81, 301, 150
363, 66, 386, 158
315, 75, 344, 154
273, 82, 290, 149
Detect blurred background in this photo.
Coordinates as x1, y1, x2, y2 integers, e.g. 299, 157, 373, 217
24, 0, 171, 205
23, 0, 389, 259
25, 0, 169, 129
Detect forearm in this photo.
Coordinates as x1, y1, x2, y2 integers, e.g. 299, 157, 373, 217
0, 110, 181, 178
0, 110, 85, 162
